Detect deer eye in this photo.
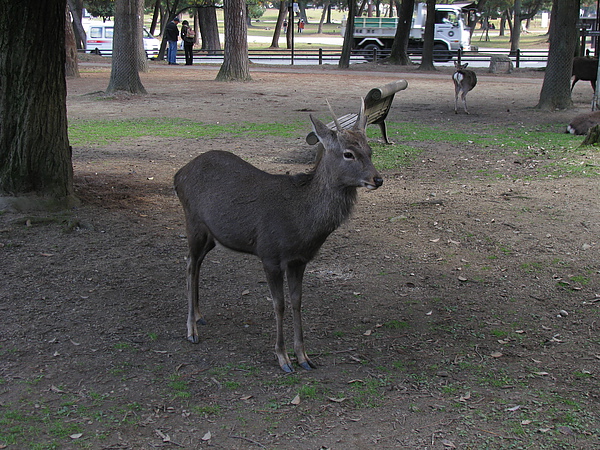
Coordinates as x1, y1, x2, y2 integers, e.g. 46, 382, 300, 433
343, 151, 356, 160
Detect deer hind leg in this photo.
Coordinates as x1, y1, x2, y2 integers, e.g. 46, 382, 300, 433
287, 262, 315, 371
263, 262, 294, 372
186, 231, 215, 344
454, 85, 461, 114
461, 89, 470, 114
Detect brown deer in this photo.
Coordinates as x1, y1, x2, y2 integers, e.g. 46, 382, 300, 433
566, 110, 600, 135
453, 62, 477, 114
174, 101, 383, 373
571, 56, 598, 92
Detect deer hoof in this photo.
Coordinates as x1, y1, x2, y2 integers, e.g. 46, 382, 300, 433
299, 361, 315, 371
281, 363, 295, 373
187, 335, 200, 344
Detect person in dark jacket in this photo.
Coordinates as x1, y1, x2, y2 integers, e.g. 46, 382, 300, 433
165, 17, 180, 65
181, 20, 195, 65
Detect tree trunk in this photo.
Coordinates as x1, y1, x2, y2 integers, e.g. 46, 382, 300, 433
269, 1, 287, 48
389, 0, 415, 65
67, 0, 86, 49
535, 0, 579, 110
65, 6, 80, 77
0, 0, 75, 207
510, 0, 521, 54
106, 0, 147, 95
216, 0, 251, 81
318, 2, 330, 34
136, 0, 148, 73
199, 5, 221, 54
418, 0, 436, 71
339, 0, 357, 69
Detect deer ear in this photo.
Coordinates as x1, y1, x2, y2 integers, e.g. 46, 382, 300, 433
310, 114, 337, 148
353, 98, 367, 132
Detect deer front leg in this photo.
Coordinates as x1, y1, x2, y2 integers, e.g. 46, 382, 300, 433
264, 263, 294, 372
287, 262, 316, 371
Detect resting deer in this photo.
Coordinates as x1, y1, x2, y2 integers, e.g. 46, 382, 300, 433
174, 101, 383, 372
566, 110, 600, 135
453, 62, 477, 114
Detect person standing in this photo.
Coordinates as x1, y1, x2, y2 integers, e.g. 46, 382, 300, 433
181, 20, 195, 66
298, 19, 304, 33
165, 17, 180, 65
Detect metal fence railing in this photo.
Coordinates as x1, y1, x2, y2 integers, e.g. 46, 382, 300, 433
80, 47, 550, 67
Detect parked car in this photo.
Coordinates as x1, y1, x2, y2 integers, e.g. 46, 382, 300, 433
83, 20, 161, 58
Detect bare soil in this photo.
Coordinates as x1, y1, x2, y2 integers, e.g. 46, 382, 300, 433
1, 61, 599, 449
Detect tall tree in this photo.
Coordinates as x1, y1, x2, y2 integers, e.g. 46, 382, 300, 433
269, 0, 287, 48
418, 0, 436, 71
339, 0, 357, 68
389, 0, 415, 65
216, 0, 251, 81
0, 0, 75, 208
65, 5, 80, 77
106, 0, 147, 94
198, 4, 221, 54
535, 0, 579, 110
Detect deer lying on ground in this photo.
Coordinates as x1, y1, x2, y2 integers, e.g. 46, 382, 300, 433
571, 56, 598, 92
174, 101, 383, 373
566, 110, 600, 135
453, 62, 477, 114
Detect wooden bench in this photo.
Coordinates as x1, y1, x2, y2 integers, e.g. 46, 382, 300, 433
306, 79, 408, 146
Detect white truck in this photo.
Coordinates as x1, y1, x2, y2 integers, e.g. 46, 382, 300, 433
342, 3, 474, 62
83, 20, 161, 58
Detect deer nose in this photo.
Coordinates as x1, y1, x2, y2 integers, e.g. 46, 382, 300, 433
374, 177, 383, 187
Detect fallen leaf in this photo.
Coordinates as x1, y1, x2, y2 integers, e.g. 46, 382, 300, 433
506, 405, 521, 412
534, 371, 549, 376
459, 392, 471, 402
521, 420, 532, 425
491, 351, 503, 358
363, 329, 373, 336
241, 289, 250, 296
430, 238, 440, 243
327, 397, 346, 403
240, 395, 253, 401
442, 439, 456, 448
202, 431, 212, 441
69, 433, 83, 439
426, 310, 433, 316
458, 276, 468, 282
290, 394, 301, 405
557, 426, 573, 435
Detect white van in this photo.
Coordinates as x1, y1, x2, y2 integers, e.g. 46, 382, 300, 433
83, 21, 161, 58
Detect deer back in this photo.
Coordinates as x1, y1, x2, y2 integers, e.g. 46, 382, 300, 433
453, 62, 477, 91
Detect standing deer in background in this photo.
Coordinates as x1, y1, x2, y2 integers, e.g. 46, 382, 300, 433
453, 62, 478, 114
174, 101, 383, 373
571, 56, 598, 92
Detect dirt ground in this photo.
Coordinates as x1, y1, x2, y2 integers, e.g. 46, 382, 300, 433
1, 60, 599, 449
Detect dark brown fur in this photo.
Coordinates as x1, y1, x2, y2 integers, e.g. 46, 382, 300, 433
174, 103, 382, 372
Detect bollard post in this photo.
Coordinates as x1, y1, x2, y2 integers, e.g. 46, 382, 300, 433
319, 48, 323, 65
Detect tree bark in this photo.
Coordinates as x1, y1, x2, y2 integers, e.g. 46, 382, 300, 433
339, 0, 357, 69
67, 0, 86, 49
269, 1, 287, 48
106, 0, 147, 95
216, 0, 251, 81
389, 0, 415, 65
65, 6, 80, 77
0, 0, 75, 207
535, 0, 580, 110
418, 0, 436, 71
199, 5, 221, 54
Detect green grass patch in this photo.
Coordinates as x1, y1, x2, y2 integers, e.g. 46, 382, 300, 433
68, 118, 306, 146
